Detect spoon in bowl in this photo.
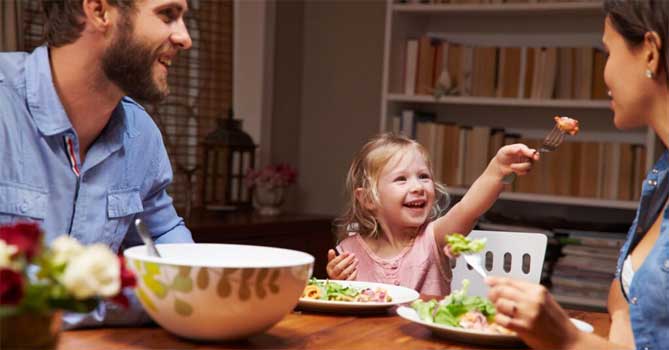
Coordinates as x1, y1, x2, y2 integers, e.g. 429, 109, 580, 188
134, 218, 161, 257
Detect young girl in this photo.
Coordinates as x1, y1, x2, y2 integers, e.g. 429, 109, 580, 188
326, 133, 538, 295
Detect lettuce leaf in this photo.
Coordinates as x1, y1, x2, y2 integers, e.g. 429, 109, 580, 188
445, 233, 486, 255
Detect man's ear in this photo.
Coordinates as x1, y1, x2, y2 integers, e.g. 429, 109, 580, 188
643, 31, 663, 77
82, 0, 112, 31
354, 187, 375, 211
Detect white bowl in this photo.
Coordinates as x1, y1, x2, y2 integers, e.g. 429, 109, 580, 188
124, 243, 314, 341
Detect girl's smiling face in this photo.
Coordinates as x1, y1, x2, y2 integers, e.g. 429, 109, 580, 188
372, 147, 435, 236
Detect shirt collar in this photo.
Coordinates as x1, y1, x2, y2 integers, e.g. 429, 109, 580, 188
25, 46, 72, 136
24, 46, 139, 141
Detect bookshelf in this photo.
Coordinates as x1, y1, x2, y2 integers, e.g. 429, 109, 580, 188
380, 0, 660, 210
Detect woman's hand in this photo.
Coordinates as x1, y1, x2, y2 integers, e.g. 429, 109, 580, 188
326, 249, 358, 280
486, 276, 582, 350
493, 143, 539, 177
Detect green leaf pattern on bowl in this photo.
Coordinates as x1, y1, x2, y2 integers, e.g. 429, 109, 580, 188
196, 268, 209, 289
174, 297, 193, 316
135, 263, 291, 318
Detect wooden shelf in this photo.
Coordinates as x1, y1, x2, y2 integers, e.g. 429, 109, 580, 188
448, 187, 638, 210
386, 93, 610, 109
392, 2, 603, 15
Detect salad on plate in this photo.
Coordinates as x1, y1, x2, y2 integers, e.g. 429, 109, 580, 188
410, 279, 514, 335
302, 278, 392, 303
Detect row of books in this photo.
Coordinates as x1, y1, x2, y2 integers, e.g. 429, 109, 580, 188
394, 111, 646, 201
550, 229, 627, 310
403, 36, 607, 100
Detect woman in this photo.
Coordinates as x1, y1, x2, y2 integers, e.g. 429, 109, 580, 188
486, 1, 669, 349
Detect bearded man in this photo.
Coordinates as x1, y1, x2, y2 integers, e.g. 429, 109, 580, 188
0, 0, 193, 328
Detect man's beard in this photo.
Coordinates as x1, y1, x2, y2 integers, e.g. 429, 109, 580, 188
101, 21, 169, 103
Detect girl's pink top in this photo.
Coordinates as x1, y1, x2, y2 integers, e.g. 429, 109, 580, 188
336, 222, 451, 296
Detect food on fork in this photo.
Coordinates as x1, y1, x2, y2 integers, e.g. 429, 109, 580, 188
445, 233, 486, 255
554, 116, 580, 135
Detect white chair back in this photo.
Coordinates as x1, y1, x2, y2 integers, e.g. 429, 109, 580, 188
451, 230, 548, 297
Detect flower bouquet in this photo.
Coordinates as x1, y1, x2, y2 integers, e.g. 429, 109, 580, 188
244, 163, 298, 216
0, 222, 136, 349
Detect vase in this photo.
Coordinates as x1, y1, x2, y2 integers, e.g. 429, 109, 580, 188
253, 185, 286, 216
0, 310, 62, 350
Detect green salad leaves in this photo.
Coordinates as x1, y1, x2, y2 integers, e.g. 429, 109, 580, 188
306, 278, 360, 301
410, 279, 496, 327
445, 233, 486, 255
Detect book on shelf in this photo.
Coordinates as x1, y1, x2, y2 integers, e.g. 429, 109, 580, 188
471, 46, 497, 97
496, 47, 522, 98
555, 47, 574, 99
591, 48, 609, 100
551, 275, 611, 294
553, 228, 627, 249
554, 256, 618, 274
403, 39, 419, 95
416, 35, 436, 95
463, 126, 491, 186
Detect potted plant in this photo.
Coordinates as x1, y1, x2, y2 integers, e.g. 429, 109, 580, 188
0, 222, 136, 349
245, 163, 298, 216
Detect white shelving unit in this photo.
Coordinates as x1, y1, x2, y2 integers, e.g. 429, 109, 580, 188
380, 0, 658, 210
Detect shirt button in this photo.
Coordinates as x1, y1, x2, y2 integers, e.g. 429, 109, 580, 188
19, 201, 29, 213
643, 346, 650, 350
394, 280, 400, 286
631, 297, 638, 304
652, 168, 658, 173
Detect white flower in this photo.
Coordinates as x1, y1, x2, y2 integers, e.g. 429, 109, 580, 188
51, 235, 85, 265
62, 244, 120, 299
0, 239, 18, 269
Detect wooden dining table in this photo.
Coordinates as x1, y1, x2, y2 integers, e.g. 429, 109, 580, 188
58, 307, 609, 350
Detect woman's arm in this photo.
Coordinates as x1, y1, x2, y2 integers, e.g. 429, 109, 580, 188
607, 278, 635, 347
432, 144, 538, 249
486, 276, 633, 350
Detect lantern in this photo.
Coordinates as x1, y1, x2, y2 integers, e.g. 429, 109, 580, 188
202, 111, 256, 210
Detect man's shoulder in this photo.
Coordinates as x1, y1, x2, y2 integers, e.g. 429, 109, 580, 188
120, 97, 159, 134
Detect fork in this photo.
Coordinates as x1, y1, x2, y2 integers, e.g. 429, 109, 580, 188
501, 124, 566, 184
463, 253, 487, 279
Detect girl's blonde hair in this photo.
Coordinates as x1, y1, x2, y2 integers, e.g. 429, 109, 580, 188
334, 133, 449, 241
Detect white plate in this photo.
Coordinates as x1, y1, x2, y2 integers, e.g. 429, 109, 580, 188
298, 280, 420, 313
396, 306, 594, 347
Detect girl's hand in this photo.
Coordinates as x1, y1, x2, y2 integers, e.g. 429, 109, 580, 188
493, 143, 540, 177
326, 249, 358, 280
486, 276, 582, 350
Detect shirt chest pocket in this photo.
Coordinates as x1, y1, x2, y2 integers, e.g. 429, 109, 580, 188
105, 189, 143, 251
0, 182, 48, 224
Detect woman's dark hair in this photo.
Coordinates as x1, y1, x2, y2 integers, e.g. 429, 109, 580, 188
604, 0, 669, 83
41, 0, 135, 47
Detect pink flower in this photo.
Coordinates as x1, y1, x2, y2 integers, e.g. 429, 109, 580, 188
0, 268, 24, 305
0, 222, 42, 261
110, 256, 137, 309
245, 163, 298, 189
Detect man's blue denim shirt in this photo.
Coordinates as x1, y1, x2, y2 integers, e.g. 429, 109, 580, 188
615, 150, 669, 350
0, 46, 193, 328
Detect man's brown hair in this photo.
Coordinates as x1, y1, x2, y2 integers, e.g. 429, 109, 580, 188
41, 0, 136, 47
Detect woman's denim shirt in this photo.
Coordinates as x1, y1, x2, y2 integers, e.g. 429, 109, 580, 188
615, 151, 669, 350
